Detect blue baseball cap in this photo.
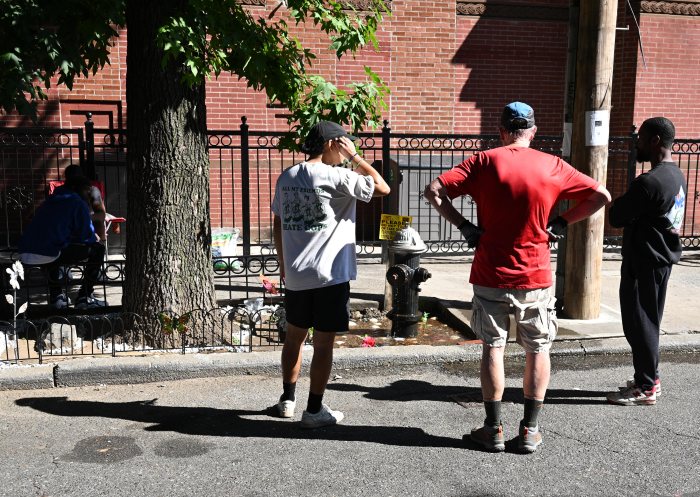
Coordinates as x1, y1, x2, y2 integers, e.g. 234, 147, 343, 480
501, 102, 536, 131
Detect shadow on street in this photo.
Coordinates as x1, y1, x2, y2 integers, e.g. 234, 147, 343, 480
14, 396, 465, 449
327, 379, 609, 405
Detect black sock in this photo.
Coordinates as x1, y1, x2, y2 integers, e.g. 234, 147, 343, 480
306, 392, 324, 414
280, 382, 296, 402
523, 398, 543, 429
484, 400, 501, 428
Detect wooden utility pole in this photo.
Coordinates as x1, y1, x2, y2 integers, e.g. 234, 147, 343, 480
554, 0, 580, 311
563, 0, 618, 319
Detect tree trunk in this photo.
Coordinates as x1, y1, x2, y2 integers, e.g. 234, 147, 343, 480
124, 0, 216, 327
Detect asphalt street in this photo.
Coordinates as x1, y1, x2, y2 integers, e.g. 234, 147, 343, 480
1, 353, 699, 497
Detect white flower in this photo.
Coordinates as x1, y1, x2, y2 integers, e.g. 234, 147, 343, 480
12, 261, 24, 280
9, 275, 19, 290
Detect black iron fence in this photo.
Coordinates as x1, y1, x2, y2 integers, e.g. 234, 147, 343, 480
0, 253, 284, 318
2, 120, 700, 298
3, 118, 700, 256
2, 119, 700, 363
1, 303, 288, 364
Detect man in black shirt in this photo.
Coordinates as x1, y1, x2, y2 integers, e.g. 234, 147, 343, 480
607, 117, 687, 406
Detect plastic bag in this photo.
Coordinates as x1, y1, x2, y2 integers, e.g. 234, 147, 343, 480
212, 227, 239, 257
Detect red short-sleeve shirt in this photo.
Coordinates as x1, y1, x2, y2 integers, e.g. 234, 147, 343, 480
438, 146, 600, 289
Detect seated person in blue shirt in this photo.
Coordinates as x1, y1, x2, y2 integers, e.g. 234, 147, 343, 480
63, 164, 107, 241
18, 175, 106, 309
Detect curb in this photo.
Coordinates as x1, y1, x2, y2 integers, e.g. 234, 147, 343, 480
0, 364, 55, 390
1, 334, 699, 391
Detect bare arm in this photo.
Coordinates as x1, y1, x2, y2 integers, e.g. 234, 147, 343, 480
273, 215, 285, 280
91, 198, 107, 240
336, 136, 390, 197
423, 178, 467, 227
560, 184, 611, 225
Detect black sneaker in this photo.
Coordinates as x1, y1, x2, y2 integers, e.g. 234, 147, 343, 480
51, 294, 71, 310
75, 295, 107, 310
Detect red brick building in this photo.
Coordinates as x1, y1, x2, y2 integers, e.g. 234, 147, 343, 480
1, 0, 699, 245
3, 0, 698, 136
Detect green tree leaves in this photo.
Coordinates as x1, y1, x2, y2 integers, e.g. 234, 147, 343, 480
1, 0, 390, 143
0, 0, 124, 120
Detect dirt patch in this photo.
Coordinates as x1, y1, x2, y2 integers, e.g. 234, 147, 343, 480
336, 315, 477, 348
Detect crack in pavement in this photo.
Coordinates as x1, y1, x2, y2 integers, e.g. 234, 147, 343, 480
545, 427, 624, 454
630, 414, 700, 441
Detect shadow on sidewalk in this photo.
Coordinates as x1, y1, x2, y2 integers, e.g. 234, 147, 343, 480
327, 379, 608, 405
14, 396, 464, 449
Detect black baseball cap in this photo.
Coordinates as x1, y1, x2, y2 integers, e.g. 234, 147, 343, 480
301, 121, 357, 154
500, 102, 536, 131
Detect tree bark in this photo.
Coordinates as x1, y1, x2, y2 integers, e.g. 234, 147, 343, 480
125, 0, 216, 325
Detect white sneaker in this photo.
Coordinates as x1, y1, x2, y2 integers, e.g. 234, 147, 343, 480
277, 399, 296, 418
607, 385, 656, 406
75, 296, 107, 309
300, 404, 344, 429
622, 378, 661, 397
52, 294, 71, 309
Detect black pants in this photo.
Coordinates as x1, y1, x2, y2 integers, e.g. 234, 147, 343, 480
619, 257, 672, 391
47, 243, 105, 301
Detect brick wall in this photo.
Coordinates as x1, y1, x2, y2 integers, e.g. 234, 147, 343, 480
610, 1, 639, 136
2, 1, 699, 242
633, 13, 700, 136
388, 0, 456, 131
3, 3, 698, 136
453, 15, 568, 135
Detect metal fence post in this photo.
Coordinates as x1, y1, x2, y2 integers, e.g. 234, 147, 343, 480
382, 120, 398, 214
382, 120, 391, 171
381, 120, 394, 304
84, 113, 96, 180
627, 125, 638, 188
241, 116, 251, 256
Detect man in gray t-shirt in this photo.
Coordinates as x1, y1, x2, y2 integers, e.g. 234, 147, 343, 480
271, 121, 390, 428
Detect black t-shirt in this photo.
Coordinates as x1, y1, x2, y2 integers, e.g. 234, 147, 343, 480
609, 162, 687, 266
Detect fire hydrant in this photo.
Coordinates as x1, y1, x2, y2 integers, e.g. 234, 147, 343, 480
386, 225, 432, 338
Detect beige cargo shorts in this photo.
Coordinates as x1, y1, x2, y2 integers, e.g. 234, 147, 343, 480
470, 285, 557, 353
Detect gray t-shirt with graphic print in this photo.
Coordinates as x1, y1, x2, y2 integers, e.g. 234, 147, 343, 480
271, 161, 375, 291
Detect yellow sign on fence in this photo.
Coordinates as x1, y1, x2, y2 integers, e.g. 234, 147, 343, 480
379, 214, 413, 241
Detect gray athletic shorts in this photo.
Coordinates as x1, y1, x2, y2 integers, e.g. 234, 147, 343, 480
470, 285, 558, 353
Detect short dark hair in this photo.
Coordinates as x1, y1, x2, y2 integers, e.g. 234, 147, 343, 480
640, 117, 675, 148
65, 174, 91, 192
504, 127, 534, 141
64, 164, 85, 180
300, 135, 326, 157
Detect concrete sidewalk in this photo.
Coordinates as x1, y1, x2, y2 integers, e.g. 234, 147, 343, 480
353, 252, 700, 340
2, 252, 699, 391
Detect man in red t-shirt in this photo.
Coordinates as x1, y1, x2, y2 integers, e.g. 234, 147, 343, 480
424, 102, 610, 453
